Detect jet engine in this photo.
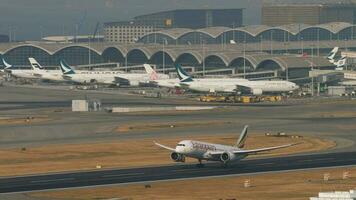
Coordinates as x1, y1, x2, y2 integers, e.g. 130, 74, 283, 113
129, 80, 140, 87
251, 88, 263, 95
220, 151, 236, 164
171, 152, 185, 162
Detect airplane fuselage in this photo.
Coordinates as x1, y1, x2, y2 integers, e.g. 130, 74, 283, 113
175, 140, 247, 162
182, 80, 298, 94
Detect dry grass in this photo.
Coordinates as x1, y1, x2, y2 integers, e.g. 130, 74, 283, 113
30, 167, 356, 200
0, 116, 49, 125
0, 135, 334, 177
116, 120, 233, 133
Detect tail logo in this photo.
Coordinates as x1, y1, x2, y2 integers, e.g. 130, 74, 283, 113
2, 58, 12, 69
175, 64, 192, 82
150, 71, 158, 80
60, 60, 75, 74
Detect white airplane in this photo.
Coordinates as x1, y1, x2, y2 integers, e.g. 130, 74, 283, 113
28, 58, 64, 82
327, 47, 347, 70
175, 64, 299, 95
327, 47, 340, 63
60, 60, 168, 86
143, 64, 179, 88
155, 125, 295, 167
0, 57, 38, 79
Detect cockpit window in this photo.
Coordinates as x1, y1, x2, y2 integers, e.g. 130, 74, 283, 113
177, 144, 185, 146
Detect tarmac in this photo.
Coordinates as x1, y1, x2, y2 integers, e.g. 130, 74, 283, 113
0, 151, 355, 194
0, 84, 356, 199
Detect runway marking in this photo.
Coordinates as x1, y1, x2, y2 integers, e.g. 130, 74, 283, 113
102, 172, 144, 178
30, 178, 74, 184
255, 162, 275, 166
171, 168, 226, 173
300, 158, 334, 163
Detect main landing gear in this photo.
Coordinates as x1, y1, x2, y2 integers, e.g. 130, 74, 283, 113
196, 159, 205, 168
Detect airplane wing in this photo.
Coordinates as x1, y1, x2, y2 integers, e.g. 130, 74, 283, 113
154, 141, 176, 151
235, 83, 263, 95
114, 76, 130, 85
233, 143, 296, 155
32, 73, 43, 78
208, 143, 296, 156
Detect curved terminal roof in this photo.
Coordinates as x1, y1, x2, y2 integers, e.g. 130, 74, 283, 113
276, 24, 309, 35
139, 22, 356, 42
197, 26, 231, 38
0, 41, 338, 71
305, 22, 352, 34
236, 25, 271, 36
155, 28, 192, 39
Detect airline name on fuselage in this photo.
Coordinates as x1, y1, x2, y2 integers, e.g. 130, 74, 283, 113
192, 141, 217, 151
78, 71, 122, 75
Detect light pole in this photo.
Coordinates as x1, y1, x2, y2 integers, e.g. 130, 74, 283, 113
344, 38, 348, 71
317, 28, 320, 56
202, 40, 206, 76
125, 52, 128, 72
232, 22, 235, 43
311, 46, 314, 97
270, 30, 273, 55
301, 37, 304, 55
88, 36, 91, 65
243, 39, 246, 79
162, 38, 167, 73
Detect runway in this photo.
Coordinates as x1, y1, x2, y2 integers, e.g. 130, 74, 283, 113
1, 151, 355, 194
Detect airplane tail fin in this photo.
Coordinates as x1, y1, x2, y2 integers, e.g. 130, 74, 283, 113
174, 63, 193, 82
236, 125, 248, 148
28, 58, 44, 71
1, 56, 13, 70
143, 64, 158, 80
335, 56, 347, 69
59, 60, 75, 75
327, 47, 339, 62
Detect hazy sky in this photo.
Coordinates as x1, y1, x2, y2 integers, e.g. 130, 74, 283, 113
0, 0, 261, 40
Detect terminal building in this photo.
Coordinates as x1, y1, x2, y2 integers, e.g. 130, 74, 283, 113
0, 39, 346, 81
103, 21, 157, 43
262, 0, 356, 26
103, 9, 244, 43
133, 9, 244, 29
138, 22, 356, 44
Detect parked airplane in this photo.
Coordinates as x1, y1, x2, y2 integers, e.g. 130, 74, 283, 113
143, 64, 179, 88
175, 64, 299, 94
327, 47, 347, 70
28, 58, 64, 82
0, 57, 37, 79
155, 125, 294, 167
60, 60, 168, 86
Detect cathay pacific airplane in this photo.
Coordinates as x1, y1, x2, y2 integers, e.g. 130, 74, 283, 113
327, 47, 347, 70
155, 125, 295, 167
28, 58, 64, 82
60, 60, 168, 86
0, 57, 37, 79
175, 64, 298, 94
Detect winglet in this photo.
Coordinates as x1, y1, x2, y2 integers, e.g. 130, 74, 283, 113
236, 125, 248, 148
154, 141, 176, 151
59, 60, 75, 75
174, 64, 193, 82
